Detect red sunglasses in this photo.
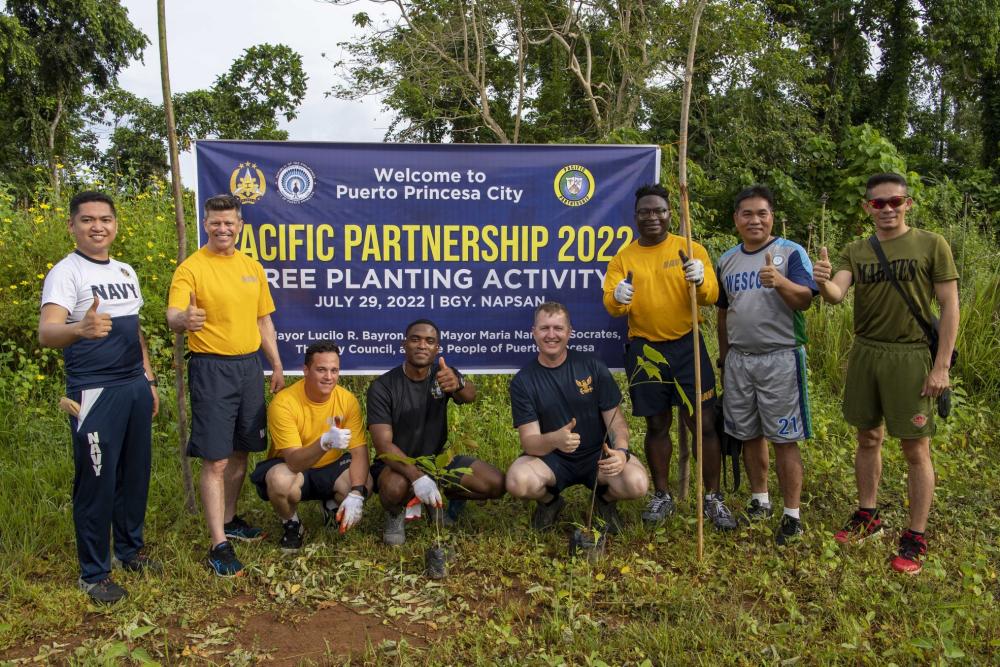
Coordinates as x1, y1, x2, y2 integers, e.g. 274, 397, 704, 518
867, 195, 909, 209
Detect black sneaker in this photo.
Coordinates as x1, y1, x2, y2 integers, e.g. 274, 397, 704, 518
321, 500, 338, 528
78, 577, 127, 604
224, 515, 265, 542
206, 541, 244, 577
595, 494, 624, 535
641, 491, 675, 523
531, 495, 566, 532
774, 514, 803, 546
279, 519, 305, 554
114, 549, 163, 574
744, 499, 774, 522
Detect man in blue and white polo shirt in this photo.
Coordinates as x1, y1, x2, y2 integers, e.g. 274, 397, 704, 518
715, 185, 818, 545
39, 191, 160, 604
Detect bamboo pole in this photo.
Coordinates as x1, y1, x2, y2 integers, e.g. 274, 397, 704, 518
158, 0, 196, 513
677, 0, 709, 561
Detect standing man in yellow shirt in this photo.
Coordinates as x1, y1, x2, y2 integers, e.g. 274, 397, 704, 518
249, 341, 371, 553
167, 194, 284, 576
603, 184, 737, 531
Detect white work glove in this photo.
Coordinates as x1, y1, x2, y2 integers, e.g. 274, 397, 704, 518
683, 257, 704, 286
412, 474, 443, 508
336, 491, 364, 533
320, 420, 352, 451
613, 279, 634, 304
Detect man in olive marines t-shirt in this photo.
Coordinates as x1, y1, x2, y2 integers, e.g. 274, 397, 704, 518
813, 172, 959, 575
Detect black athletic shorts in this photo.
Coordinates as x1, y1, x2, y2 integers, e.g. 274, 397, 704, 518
187, 352, 267, 460
250, 453, 353, 502
540, 448, 603, 493
625, 332, 718, 418
371, 454, 477, 491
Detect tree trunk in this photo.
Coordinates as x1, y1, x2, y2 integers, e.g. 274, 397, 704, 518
47, 95, 64, 198
158, 0, 196, 514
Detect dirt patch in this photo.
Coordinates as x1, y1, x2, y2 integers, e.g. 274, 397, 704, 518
233, 601, 428, 665
2, 596, 428, 665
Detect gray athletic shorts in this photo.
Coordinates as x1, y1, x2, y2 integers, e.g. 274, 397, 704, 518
722, 346, 812, 443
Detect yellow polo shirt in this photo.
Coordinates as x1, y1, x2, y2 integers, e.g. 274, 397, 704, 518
168, 246, 275, 355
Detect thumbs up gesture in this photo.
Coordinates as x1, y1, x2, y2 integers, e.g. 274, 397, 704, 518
759, 252, 781, 288
598, 441, 627, 476
435, 356, 463, 393
555, 417, 581, 453
78, 296, 112, 339
183, 292, 206, 332
813, 246, 832, 285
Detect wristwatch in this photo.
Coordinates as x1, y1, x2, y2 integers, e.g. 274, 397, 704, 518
614, 447, 632, 462
350, 484, 369, 499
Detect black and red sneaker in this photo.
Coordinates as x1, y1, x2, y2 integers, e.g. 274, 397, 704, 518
890, 530, 928, 574
834, 509, 883, 544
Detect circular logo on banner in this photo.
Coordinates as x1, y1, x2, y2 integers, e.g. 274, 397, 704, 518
229, 162, 266, 204
276, 162, 316, 204
553, 165, 595, 207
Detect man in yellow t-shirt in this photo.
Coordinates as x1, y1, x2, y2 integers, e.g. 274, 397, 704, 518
167, 194, 284, 577
249, 341, 371, 553
603, 183, 737, 531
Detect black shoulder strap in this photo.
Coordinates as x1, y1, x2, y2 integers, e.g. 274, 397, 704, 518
868, 236, 936, 344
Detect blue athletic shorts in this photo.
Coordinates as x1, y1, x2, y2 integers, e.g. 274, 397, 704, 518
187, 352, 267, 460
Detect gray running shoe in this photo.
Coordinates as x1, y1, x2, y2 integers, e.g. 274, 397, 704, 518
383, 510, 406, 546
78, 577, 127, 604
531, 495, 566, 532
774, 514, 804, 546
704, 492, 738, 531
595, 494, 623, 534
744, 498, 774, 522
641, 491, 675, 523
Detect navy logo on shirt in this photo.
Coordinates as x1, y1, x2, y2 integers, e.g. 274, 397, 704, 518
576, 376, 593, 395
91, 283, 139, 300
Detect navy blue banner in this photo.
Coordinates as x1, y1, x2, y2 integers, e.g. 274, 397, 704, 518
195, 141, 660, 374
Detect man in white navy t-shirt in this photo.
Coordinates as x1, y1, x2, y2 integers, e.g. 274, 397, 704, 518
39, 191, 160, 604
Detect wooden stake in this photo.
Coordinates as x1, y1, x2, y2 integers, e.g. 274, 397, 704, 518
158, 0, 196, 513
677, 0, 709, 562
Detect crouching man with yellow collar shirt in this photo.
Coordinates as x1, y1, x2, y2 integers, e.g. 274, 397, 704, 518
250, 341, 371, 553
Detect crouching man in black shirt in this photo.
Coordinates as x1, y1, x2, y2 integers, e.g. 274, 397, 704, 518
506, 302, 649, 533
367, 319, 505, 545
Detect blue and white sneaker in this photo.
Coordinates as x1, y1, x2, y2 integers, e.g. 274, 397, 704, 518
206, 541, 244, 577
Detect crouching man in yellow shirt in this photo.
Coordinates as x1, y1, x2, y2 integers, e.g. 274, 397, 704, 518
249, 341, 372, 553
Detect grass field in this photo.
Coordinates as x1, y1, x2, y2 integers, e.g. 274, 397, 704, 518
1, 187, 998, 664
1, 350, 998, 665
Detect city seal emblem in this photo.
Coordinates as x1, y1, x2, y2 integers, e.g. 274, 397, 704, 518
276, 162, 316, 204
553, 165, 595, 207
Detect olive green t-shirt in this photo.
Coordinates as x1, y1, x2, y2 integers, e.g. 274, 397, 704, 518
834, 228, 958, 343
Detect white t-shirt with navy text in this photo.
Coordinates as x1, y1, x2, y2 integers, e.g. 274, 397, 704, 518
41, 250, 145, 391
